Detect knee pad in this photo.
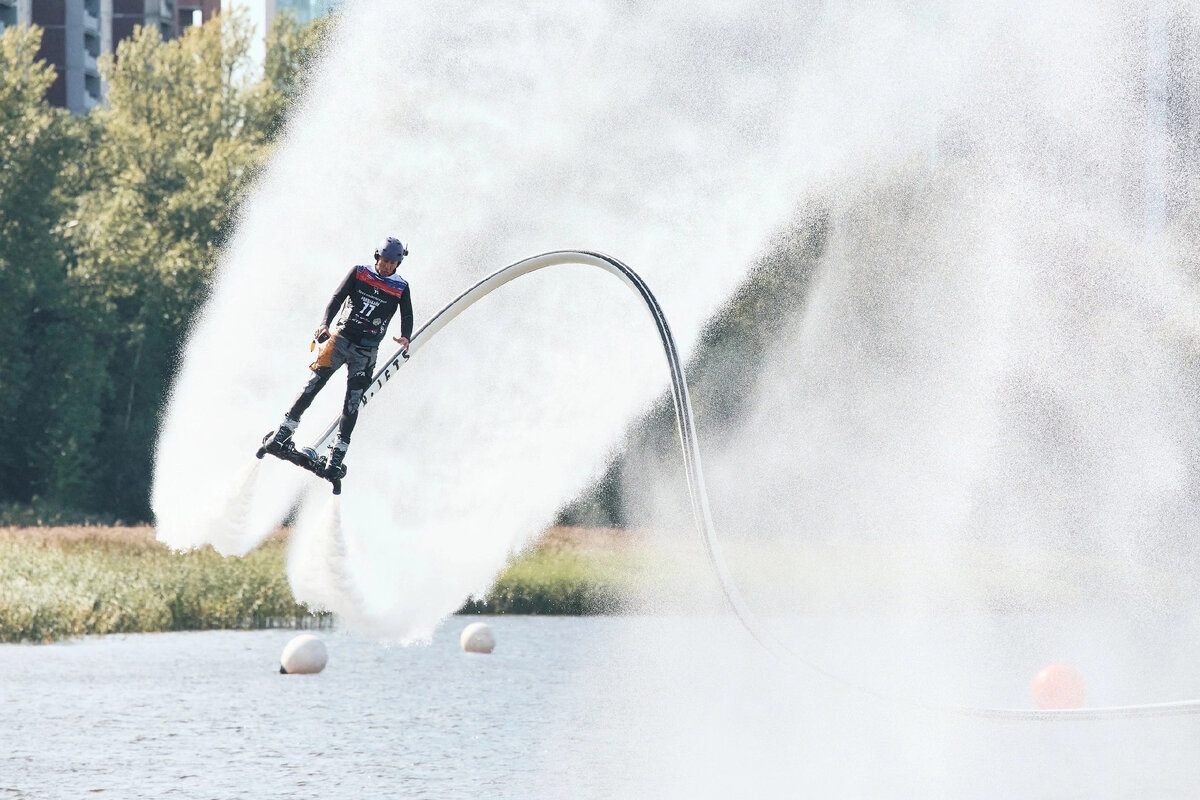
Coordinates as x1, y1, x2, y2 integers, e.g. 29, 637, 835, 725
344, 370, 371, 413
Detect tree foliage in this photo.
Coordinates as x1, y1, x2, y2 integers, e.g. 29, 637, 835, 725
0, 26, 91, 503
70, 15, 279, 515
260, 11, 336, 138
0, 11, 332, 520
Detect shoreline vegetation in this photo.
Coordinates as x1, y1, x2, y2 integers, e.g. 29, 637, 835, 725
0, 526, 654, 643
3, 524, 1189, 644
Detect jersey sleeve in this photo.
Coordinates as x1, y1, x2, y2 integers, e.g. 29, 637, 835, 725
398, 286, 413, 339
322, 268, 357, 327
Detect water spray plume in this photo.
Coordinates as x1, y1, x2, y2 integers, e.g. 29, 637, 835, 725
286, 492, 360, 618
153, 0, 819, 636
149, 0, 1200, 786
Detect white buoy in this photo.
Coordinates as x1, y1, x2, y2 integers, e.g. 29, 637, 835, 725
460, 622, 495, 654
280, 633, 328, 674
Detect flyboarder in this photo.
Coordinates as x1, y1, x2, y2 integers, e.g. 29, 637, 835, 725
260, 236, 413, 486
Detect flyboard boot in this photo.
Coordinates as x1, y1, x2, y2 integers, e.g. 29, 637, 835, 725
257, 422, 347, 494
259, 416, 298, 457
322, 438, 349, 484
256, 416, 340, 492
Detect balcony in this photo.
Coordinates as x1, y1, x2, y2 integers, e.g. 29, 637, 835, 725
84, 30, 100, 70
84, 71, 102, 109
84, 0, 100, 31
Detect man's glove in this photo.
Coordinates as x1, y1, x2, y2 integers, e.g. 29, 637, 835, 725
310, 329, 336, 369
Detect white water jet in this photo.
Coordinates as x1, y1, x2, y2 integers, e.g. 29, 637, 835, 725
152, 0, 1021, 639
286, 492, 365, 623
145, 0, 1200, 794
153, 0, 838, 639
582, 0, 1200, 793
201, 458, 263, 557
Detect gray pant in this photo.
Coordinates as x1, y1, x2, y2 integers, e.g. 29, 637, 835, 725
286, 335, 378, 443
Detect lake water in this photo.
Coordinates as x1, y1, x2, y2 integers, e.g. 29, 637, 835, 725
2, 614, 1199, 798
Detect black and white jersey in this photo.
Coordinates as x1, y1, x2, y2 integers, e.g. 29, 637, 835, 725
323, 264, 413, 346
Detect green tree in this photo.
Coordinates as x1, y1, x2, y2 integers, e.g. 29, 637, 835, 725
68, 14, 277, 517
62, 11, 332, 518
0, 11, 332, 520
0, 26, 94, 504
258, 10, 336, 140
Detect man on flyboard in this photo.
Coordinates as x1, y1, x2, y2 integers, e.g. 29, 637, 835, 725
260, 236, 413, 485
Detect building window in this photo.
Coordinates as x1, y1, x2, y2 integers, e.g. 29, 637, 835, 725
85, 32, 101, 58
276, 0, 342, 25
85, 73, 102, 101
0, 3, 15, 28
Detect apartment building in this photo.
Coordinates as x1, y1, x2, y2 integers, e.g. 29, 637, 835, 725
177, 0, 218, 32
0, 0, 177, 113
3, 0, 337, 113
0, 1, 31, 32
216, 0, 338, 66
220, 0, 338, 29
274, 0, 339, 25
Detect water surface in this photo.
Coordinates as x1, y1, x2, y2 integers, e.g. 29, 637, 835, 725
2, 614, 1198, 798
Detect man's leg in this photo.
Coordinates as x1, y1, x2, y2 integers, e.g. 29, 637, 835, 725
270, 367, 332, 448
272, 344, 343, 447
287, 367, 335, 422
327, 347, 376, 470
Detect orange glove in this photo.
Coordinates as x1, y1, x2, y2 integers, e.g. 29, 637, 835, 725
309, 331, 336, 369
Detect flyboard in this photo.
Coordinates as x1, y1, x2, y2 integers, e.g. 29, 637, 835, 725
264, 249, 1200, 722
255, 433, 349, 494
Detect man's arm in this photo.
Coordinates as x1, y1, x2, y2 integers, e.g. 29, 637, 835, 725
316, 269, 356, 337
399, 288, 413, 340
392, 288, 413, 351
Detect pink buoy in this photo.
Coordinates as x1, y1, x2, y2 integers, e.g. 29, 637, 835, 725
1031, 663, 1086, 709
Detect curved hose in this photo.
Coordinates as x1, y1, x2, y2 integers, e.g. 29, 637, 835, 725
311, 250, 1200, 721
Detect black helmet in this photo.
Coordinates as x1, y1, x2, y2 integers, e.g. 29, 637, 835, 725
375, 236, 408, 263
